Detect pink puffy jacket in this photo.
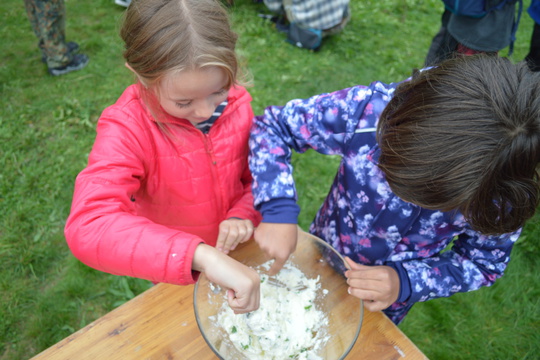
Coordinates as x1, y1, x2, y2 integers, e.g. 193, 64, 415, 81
65, 84, 261, 285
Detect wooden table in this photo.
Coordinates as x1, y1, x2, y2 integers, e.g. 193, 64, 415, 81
31, 281, 427, 360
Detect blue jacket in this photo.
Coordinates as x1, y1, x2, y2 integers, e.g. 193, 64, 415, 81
248, 81, 520, 324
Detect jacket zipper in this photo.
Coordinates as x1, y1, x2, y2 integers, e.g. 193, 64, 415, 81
203, 133, 224, 218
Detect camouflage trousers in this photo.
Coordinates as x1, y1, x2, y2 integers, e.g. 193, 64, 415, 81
24, 0, 72, 68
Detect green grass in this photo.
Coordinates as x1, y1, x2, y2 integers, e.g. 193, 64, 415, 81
1, 0, 539, 359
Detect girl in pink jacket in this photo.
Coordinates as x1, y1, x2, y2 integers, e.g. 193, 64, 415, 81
65, 0, 262, 314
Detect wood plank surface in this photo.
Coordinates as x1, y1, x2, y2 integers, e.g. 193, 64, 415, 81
31, 281, 427, 360
32, 230, 427, 359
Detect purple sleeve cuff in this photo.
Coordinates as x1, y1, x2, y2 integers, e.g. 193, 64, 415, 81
259, 198, 300, 224
386, 261, 412, 303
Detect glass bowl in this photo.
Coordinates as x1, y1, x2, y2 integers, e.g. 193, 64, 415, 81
193, 228, 363, 360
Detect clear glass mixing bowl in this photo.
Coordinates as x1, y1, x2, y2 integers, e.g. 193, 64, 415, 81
193, 228, 363, 360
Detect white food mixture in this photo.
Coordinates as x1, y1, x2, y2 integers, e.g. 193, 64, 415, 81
211, 261, 330, 360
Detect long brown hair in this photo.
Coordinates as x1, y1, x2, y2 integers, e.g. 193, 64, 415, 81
377, 55, 540, 235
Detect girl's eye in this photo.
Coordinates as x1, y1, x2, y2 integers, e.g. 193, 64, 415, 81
175, 101, 191, 108
174, 90, 225, 108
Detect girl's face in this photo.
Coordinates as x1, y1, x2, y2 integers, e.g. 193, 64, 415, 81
156, 67, 229, 124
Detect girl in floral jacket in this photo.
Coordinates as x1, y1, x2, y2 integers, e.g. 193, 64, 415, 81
249, 55, 540, 323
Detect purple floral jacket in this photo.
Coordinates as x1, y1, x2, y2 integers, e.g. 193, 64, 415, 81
248, 81, 520, 324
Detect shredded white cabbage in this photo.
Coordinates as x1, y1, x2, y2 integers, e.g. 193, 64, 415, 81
212, 261, 330, 360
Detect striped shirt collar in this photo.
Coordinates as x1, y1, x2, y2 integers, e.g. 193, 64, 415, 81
193, 100, 228, 134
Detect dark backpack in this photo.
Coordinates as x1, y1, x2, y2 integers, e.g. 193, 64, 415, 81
442, 0, 523, 54
442, 0, 521, 17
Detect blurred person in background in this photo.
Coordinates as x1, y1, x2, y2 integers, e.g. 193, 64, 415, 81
24, 0, 89, 76
261, 0, 350, 50
425, 0, 521, 66
525, 0, 540, 71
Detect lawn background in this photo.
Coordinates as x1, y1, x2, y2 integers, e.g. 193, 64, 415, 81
1, 0, 539, 359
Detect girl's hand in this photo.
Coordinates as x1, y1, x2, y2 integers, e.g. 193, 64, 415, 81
254, 223, 297, 275
344, 257, 400, 313
216, 218, 254, 254
193, 244, 260, 314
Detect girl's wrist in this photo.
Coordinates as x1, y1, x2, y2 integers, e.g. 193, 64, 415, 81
192, 243, 218, 273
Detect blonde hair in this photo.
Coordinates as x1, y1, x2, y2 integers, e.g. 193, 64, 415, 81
120, 0, 245, 124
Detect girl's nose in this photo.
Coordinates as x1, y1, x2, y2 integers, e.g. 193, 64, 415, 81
193, 100, 215, 120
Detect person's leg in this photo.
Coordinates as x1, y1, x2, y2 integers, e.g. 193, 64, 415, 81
24, 0, 71, 68
525, 22, 540, 71
425, 10, 458, 66
24, 0, 79, 63
24, 0, 88, 75
24, 0, 41, 43
41, 41, 79, 63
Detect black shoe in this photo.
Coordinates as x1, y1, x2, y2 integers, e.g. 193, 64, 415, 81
48, 53, 89, 76
41, 42, 80, 63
